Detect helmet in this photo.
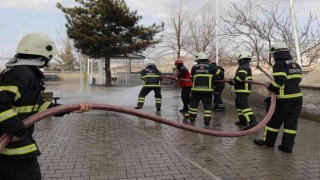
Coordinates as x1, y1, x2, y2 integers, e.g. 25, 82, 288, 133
195, 52, 209, 61
175, 58, 183, 64
237, 51, 252, 61
146, 62, 156, 68
270, 42, 289, 52
16, 32, 58, 59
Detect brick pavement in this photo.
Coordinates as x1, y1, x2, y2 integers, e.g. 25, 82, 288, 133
34, 84, 320, 180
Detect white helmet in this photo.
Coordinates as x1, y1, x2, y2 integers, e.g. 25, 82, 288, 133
195, 52, 209, 61
146, 61, 156, 68
237, 51, 252, 61
270, 42, 289, 52
16, 32, 58, 59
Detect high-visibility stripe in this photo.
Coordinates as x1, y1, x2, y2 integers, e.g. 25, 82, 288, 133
236, 76, 243, 82
0, 109, 17, 123
263, 126, 280, 141
266, 126, 279, 132
1, 144, 38, 155
13, 104, 39, 113
189, 107, 197, 111
216, 69, 221, 75
191, 88, 214, 92
283, 129, 297, 134
189, 111, 197, 115
271, 81, 281, 88
242, 108, 252, 113
0, 86, 21, 101
287, 74, 302, 79
238, 70, 247, 74
143, 85, 161, 87
273, 72, 287, 76
38, 102, 51, 112
141, 75, 160, 78
277, 93, 303, 99
234, 90, 251, 93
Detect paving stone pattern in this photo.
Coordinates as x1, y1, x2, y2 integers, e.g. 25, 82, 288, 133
34, 84, 320, 180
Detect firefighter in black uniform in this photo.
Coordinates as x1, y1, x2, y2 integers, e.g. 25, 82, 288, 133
254, 42, 303, 153
184, 52, 223, 125
0, 33, 90, 180
210, 62, 226, 111
229, 51, 257, 130
135, 62, 162, 111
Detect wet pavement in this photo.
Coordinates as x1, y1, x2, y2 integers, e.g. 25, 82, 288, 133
34, 82, 320, 180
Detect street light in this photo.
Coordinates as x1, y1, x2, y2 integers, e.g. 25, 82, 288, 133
289, 0, 302, 66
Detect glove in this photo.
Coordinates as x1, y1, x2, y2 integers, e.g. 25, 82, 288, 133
228, 79, 235, 86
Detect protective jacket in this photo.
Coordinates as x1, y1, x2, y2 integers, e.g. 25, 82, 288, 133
191, 61, 222, 93
213, 65, 225, 89
0, 66, 58, 159
267, 52, 302, 101
232, 61, 253, 93
141, 65, 162, 87
177, 65, 192, 87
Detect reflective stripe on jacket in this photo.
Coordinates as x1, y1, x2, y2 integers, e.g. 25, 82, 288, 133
232, 62, 253, 93
191, 62, 222, 93
268, 59, 302, 100
141, 68, 162, 87
0, 66, 55, 159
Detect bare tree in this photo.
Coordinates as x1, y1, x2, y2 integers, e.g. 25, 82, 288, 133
221, 0, 320, 79
163, 1, 190, 58
187, 3, 216, 55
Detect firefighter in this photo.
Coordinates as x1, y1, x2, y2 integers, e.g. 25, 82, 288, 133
254, 42, 303, 153
0, 33, 91, 180
184, 52, 223, 125
229, 51, 257, 130
175, 58, 192, 112
135, 62, 162, 111
210, 62, 226, 111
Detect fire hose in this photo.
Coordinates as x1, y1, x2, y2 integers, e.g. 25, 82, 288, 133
0, 76, 276, 152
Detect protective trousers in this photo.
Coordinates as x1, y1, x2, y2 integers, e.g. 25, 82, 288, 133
263, 99, 302, 150
188, 92, 212, 123
235, 93, 256, 124
0, 157, 41, 180
181, 86, 191, 110
137, 87, 162, 108
213, 87, 224, 107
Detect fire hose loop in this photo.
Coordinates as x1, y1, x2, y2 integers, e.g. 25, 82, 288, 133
0, 76, 276, 152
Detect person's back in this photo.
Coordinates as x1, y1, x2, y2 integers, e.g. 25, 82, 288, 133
136, 62, 162, 111
210, 62, 226, 111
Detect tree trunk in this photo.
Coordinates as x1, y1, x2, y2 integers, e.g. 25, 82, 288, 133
104, 56, 111, 86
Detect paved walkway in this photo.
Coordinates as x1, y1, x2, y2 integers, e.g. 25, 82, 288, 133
35, 83, 320, 180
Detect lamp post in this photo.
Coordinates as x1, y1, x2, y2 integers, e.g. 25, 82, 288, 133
289, 0, 302, 66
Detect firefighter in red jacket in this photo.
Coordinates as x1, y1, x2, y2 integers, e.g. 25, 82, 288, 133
0, 33, 90, 180
175, 58, 192, 112
185, 52, 223, 125
254, 42, 303, 153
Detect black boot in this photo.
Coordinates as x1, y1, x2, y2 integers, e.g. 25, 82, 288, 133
204, 119, 210, 125
278, 145, 292, 153
243, 120, 258, 130
156, 107, 161, 111
179, 107, 189, 112
253, 139, 274, 147
135, 106, 142, 109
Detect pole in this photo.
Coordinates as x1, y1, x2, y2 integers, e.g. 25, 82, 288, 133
289, 0, 302, 66
215, 0, 219, 66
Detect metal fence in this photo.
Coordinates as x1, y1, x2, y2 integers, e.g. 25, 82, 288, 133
113, 73, 143, 85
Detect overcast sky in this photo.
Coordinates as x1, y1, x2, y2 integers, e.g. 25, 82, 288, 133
0, 0, 319, 59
